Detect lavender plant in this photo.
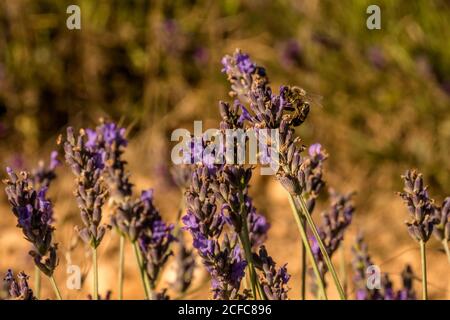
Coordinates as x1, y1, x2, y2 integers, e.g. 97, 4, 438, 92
85, 121, 133, 299
215, 93, 290, 300
255, 246, 290, 300
311, 190, 354, 296
32, 150, 60, 190
24, 150, 60, 299
398, 169, 436, 300
64, 127, 109, 300
3, 168, 62, 299
433, 197, 450, 264
172, 234, 196, 295
3, 270, 36, 300
183, 166, 248, 299
137, 189, 176, 299
221, 49, 344, 299
351, 234, 416, 300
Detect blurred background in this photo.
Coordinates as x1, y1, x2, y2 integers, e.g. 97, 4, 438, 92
0, 0, 449, 299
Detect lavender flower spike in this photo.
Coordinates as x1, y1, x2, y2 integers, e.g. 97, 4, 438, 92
399, 170, 436, 243
4, 168, 58, 277
183, 166, 248, 299
312, 190, 354, 283
255, 246, 290, 300
3, 270, 36, 300
32, 150, 60, 189
138, 189, 176, 291
433, 197, 450, 243
64, 127, 109, 248
172, 234, 196, 294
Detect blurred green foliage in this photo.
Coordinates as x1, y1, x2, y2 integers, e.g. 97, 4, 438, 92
0, 0, 449, 194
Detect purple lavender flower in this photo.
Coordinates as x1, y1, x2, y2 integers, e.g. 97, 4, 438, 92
3, 270, 35, 300
4, 168, 58, 276
32, 150, 60, 189
64, 127, 109, 248
89, 121, 131, 201
398, 170, 436, 243
183, 166, 248, 299
298, 143, 328, 212
235, 52, 256, 74
247, 207, 270, 248
312, 190, 354, 282
352, 234, 381, 300
352, 234, 416, 300
172, 234, 196, 294
137, 189, 175, 290
280, 39, 303, 68
397, 265, 416, 300
433, 197, 450, 243
221, 49, 269, 101
255, 246, 290, 300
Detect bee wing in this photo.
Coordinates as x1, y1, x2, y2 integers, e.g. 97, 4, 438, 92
305, 92, 324, 109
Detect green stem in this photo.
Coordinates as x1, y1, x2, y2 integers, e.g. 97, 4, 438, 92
300, 218, 306, 300
34, 266, 41, 299
419, 240, 428, 300
49, 275, 62, 300
287, 194, 328, 300
239, 222, 264, 300
340, 244, 347, 297
295, 194, 346, 300
118, 235, 125, 300
92, 248, 99, 300
132, 242, 151, 300
442, 240, 450, 266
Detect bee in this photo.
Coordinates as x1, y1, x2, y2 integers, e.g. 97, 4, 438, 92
283, 86, 323, 127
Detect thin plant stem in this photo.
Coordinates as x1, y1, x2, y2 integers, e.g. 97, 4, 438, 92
295, 194, 346, 300
300, 219, 306, 300
118, 235, 125, 300
34, 265, 41, 299
340, 244, 348, 297
287, 194, 328, 300
49, 275, 62, 300
419, 240, 428, 300
442, 240, 450, 265
92, 247, 99, 300
239, 221, 264, 300
132, 241, 150, 300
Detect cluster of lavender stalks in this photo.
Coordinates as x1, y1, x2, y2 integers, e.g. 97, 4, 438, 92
2, 50, 449, 300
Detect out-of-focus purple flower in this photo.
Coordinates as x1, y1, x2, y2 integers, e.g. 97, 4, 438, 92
193, 47, 208, 66
280, 39, 303, 68
235, 52, 256, 74
352, 234, 416, 300
172, 234, 196, 294
312, 190, 354, 283
32, 150, 60, 191
3, 270, 35, 300
396, 265, 416, 300
433, 197, 450, 243
352, 234, 381, 300
367, 46, 386, 69
137, 189, 175, 290
247, 207, 270, 248
308, 143, 324, 160
4, 168, 58, 277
